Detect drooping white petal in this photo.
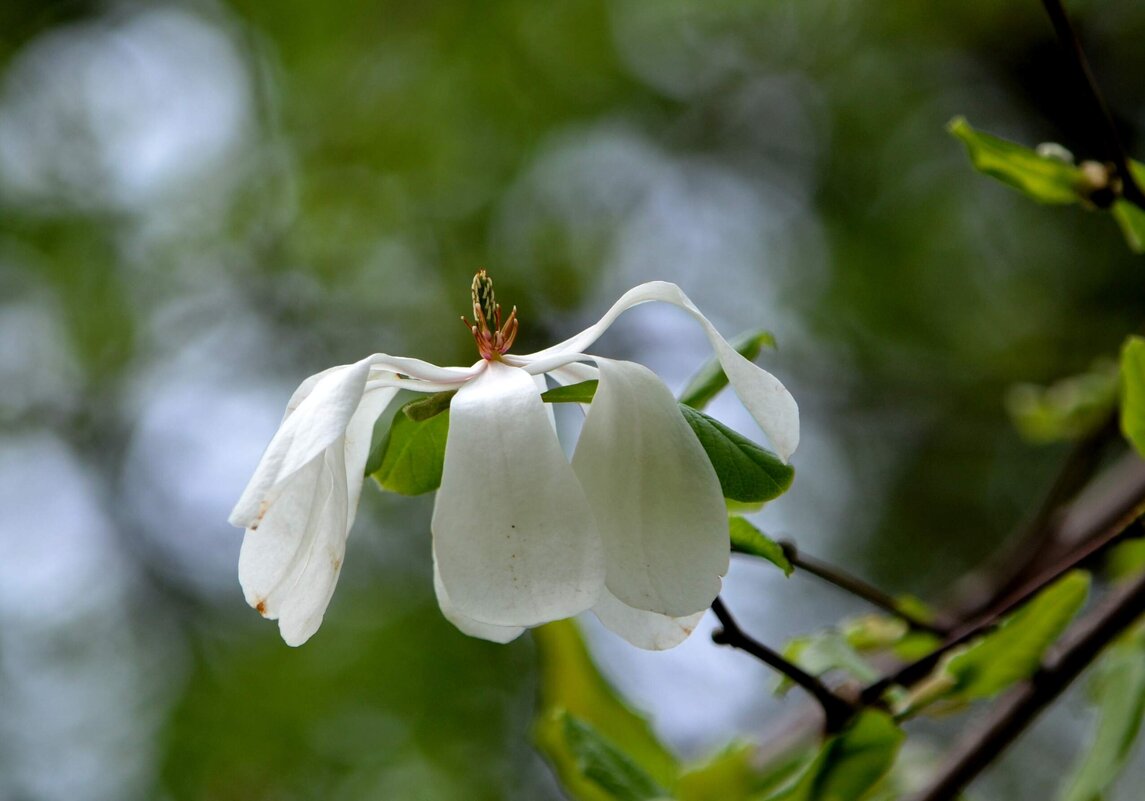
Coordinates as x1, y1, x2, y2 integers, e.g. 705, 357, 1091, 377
238, 386, 398, 646
230, 349, 473, 532
230, 356, 374, 529
365, 354, 484, 385
433, 555, 525, 643
535, 373, 556, 432
238, 444, 344, 646
287, 357, 477, 418
432, 360, 605, 627
271, 442, 349, 645
546, 360, 599, 387
283, 364, 345, 419
518, 281, 799, 462
592, 588, 705, 650
342, 387, 400, 531
572, 358, 728, 618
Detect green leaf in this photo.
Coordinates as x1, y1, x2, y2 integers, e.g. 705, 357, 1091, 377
559, 713, 668, 801
541, 380, 599, 404
1119, 335, 1145, 457
1107, 537, 1145, 582
943, 571, 1090, 702
402, 389, 457, 421
948, 116, 1084, 205
891, 630, 944, 662
366, 381, 795, 504
368, 400, 450, 495
680, 405, 795, 503
533, 621, 680, 801
676, 744, 756, 801
1005, 360, 1118, 444
893, 595, 937, 626
840, 615, 910, 652
728, 517, 792, 575
948, 118, 1145, 253
1060, 626, 1145, 801
835, 608, 941, 661
680, 329, 777, 410
677, 742, 812, 801
763, 710, 904, 801
776, 631, 879, 697
1112, 160, 1145, 253
1112, 199, 1145, 253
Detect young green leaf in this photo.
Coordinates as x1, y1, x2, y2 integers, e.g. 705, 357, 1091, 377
402, 389, 457, 421
1060, 626, 1145, 801
840, 615, 910, 653
1004, 361, 1118, 444
680, 405, 795, 503
1107, 537, 1145, 582
948, 117, 1083, 205
541, 380, 599, 404
533, 621, 679, 801
369, 401, 450, 495
1112, 200, 1145, 253
676, 744, 758, 801
1112, 161, 1145, 253
559, 713, 669, 801
728, 517, 792, 575
776, 632, 880, 697
1119, 335, 1145, 457
763, 710, 904, 801
942, 571, 1090, 703
680, 329, 777, 410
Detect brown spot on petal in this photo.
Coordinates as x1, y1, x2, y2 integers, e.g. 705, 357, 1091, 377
251, 500, 271, 532
255, 599, 268, 616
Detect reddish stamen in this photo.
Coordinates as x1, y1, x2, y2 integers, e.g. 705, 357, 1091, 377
465, 271, 519, 360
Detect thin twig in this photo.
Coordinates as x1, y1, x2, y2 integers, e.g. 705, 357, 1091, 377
861, 482, 1145, 703
1040, 0, 1145, 208
780, 541, 952, 636
911, 570, 1145, 801
710, 596, 858, 733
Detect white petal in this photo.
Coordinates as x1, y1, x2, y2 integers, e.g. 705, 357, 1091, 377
238, 386, 397, 646
592, 588, 705, 650
551, 361, 599, 384
342, 387, 399, 527
535, 372, 556, 432
433, 555, 525, 643
365, 354, 484, 384
519, 281, 799, 462
230, 350, 470, 531
230, 357, 374, 529
432, 360, 605, 627
238, 443, 347, 646
572, 358, 728, 618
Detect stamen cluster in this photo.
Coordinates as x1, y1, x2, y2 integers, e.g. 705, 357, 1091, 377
462, 269, 518, 360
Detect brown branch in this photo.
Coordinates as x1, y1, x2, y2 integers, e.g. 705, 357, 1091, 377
1040, 0, 1145, 208
861, 473, 1145, 703
780, 540, 952, 636
911, 569, 1145, 801
709, 596, 858, 733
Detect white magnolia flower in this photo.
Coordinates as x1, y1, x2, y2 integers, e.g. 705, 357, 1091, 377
230, 273, 798, 648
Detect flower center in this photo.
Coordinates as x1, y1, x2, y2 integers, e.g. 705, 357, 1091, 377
462, 269, 518, 360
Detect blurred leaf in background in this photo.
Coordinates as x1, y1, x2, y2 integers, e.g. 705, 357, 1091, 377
3, 0, 1145, 799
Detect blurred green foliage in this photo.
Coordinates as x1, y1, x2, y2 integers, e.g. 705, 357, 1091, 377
4, 0, 1145, 799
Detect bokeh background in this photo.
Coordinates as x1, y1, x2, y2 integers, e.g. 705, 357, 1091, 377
2, 0, 1144, 799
